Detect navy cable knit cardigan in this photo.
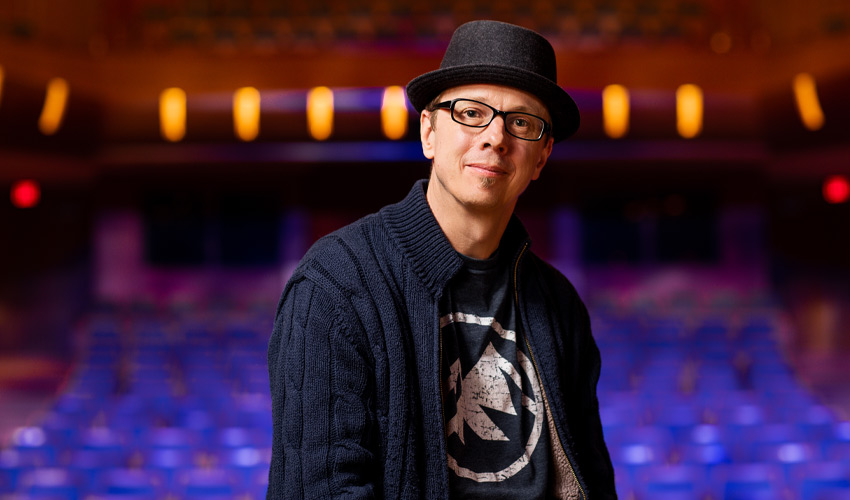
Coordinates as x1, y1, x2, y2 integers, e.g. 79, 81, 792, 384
267, 180, 617, 499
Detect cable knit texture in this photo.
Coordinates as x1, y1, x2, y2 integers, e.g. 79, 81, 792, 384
267, 180, 617, 499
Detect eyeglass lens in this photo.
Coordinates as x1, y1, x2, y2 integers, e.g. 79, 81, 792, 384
450, 99, 546, 140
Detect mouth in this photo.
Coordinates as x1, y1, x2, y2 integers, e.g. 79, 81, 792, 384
466, 163, 507, 177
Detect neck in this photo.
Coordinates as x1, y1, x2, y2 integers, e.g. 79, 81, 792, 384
426, 182, 515, 260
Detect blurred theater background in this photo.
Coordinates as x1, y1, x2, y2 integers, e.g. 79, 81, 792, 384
1, 0, 849, 498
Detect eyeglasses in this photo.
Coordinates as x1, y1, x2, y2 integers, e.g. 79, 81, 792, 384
434, 98, 551, 141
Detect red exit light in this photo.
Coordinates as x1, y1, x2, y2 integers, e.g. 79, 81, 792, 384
10, 179, 41, 208
823, 175, 850, 204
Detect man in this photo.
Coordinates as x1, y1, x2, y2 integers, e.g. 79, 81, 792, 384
268, 20, 616, 499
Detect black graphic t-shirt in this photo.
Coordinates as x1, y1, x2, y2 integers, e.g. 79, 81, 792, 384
440, 250, 551, 499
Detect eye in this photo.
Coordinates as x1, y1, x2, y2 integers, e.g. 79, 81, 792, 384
453, 102, 489, 124
512, 117, 530, 128
460, 108, 483, 119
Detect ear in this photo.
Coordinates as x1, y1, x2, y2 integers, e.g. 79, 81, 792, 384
531, 136, 554, 181
420, 110, 436, 160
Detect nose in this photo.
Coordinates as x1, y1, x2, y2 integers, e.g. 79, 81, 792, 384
481, 114, 508, 153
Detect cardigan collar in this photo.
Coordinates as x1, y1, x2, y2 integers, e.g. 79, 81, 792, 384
381, 179, 532, 298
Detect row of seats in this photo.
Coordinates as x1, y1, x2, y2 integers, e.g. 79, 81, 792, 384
2, 299, 849, 498
593, 304, 850, 499
2, 309, 273, 499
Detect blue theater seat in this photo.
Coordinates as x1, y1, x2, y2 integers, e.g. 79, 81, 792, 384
710, 462, 787, 500
827, 441, 850, 461
633, 463, 709, 499
3, 495, 72, 500
9, 426, 58, 467
812, 490, 850, 500
141, 448, 197, 489
16, 468, 82, 500
798, 405, 839, 438
215, 426, 268, 449
174, 467, 241, 498
732, 423, 810, 462
648, 400, 701, 431
0, 468, 14, 494
753, 441, 821, 465
719, 401, 769, 428
0, 449, 30, 491
64, 449, 127, 491
674, 424, 732, 465
37, 413, 80, 449
836, 422, 850, 441
176, 408, 218, 442
140, 427, 200, 451
695, 363, 739, 393
213, 445, 271, 486
90, 468, 167, 497
249, 467, 270, 499
789, 461, 850, 500
82, 496, 155, 500
77, 427, 130, 462
678, 442, 730, 466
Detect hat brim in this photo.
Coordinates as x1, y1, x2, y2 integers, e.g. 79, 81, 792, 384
406, 64, 579, 142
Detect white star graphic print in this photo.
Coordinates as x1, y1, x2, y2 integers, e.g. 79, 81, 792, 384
441, 312, 544, 482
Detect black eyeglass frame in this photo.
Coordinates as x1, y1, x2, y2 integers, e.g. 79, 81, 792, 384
434, 98, 552, 142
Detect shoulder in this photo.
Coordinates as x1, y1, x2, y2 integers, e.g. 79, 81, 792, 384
525, 252, 582, 302
303, 213, 384, 267
273, 214, 389, 350
522, 251, 592, 330
290, 213, 391, 293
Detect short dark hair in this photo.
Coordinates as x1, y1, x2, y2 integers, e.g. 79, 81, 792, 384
425, 94, 443, 130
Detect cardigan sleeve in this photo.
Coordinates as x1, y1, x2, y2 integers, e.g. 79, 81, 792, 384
575, 303, 618, 500
267, 275, 378, 499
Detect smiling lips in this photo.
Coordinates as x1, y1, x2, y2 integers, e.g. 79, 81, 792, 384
466, 163, 508, 177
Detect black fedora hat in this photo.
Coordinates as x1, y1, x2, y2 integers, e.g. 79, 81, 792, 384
406, 20, 579, 142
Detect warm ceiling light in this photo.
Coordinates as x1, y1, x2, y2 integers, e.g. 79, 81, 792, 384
793, 73, 825, 131
234, 87, 261, 142
676, 84, 703, 139
159, 87, 187, 142
381, 86, 408, 140
307, 86, 334, 141
38, 77, 69, 135
602, 84, 630, 139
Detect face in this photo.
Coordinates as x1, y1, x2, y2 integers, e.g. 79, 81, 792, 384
420, 83, 554, 218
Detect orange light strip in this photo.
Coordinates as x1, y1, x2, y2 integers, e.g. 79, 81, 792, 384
159, 87, 187, 142
307, 86, 334, 141
38, 77, 69, 136
234, 87, 261, 141
602, 84, 630, 139
676, 84, 703, 139
381, 86, 408, 140
793, 73, 825, 131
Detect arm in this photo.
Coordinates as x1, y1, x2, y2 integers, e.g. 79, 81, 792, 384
267, 276, 378, 499
574, 304, 618, 500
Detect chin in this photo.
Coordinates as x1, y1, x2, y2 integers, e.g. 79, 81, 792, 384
460, 190, 505, 211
